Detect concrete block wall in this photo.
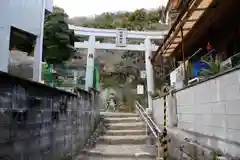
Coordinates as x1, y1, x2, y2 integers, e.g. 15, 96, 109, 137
0, 72, 100, 160
175, 69, 240, 157
176, 69, 240, 141
152, 68, 240, 158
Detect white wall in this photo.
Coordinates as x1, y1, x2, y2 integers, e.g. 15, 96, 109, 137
152, 93, 177, 128
0, 0, 53, 35
176, 69, 240, 144
45, 0, 53, 12
0, 0, 45, 35
152, 69, 240, 157
0, 0, 52, 74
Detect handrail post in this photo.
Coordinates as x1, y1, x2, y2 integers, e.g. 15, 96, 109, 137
135, 101, 165, 159
146, 107, 152, 138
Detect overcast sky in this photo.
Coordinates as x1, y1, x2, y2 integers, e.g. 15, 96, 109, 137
53, 0, 168, 17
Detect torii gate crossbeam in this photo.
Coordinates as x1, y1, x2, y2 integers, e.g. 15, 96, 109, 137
74, 42, 158, 51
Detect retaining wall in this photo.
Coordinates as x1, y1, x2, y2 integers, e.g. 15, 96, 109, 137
152, 67, 240, 158
0, 71, 100, 160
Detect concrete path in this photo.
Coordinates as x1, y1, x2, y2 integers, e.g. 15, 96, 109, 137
76, 112, 156, 160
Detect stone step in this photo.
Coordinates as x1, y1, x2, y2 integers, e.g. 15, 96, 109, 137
80, 144, 156, 159
101, 112, 139, 118
98, 135, 147, 144
105, 130, 146, 136
76, 156, 156, 160
107, 122, 145, 130
105, 117, 141, 123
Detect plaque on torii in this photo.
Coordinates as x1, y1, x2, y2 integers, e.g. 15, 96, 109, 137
116, 28, 127, 47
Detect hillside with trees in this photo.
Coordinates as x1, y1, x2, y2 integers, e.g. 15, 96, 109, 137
68, 8, 168, 31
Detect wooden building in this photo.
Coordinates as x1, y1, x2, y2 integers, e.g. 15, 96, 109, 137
153, 0, 240, 84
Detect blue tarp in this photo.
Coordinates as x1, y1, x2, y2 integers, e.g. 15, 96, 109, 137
192, 61, 209, 77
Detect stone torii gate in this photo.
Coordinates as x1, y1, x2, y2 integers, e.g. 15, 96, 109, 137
69, 25, 167, 110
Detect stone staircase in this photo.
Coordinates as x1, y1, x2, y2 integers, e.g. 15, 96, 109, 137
76, 112, 157, 160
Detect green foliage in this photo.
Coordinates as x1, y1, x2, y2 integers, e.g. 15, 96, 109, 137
187, 61, 194, 79
101, 74, 120, 89
69, 8, 166, 31
149, 91, 159, 99
43, 6, 75, 64
42, 63, 50, 81
200, 56, 221, 78
42, 63, 60, 86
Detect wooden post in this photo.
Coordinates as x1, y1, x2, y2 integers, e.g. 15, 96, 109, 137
180, 27, 187, 86
161, 53, 164, 78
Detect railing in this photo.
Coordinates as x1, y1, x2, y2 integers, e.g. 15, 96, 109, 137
135, 101, 163, 159
0, 71, 101, 160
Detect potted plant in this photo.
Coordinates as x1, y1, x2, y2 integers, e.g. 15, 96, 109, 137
200, 55, 221, 78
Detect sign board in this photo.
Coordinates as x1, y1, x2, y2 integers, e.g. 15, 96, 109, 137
170, 63, 184, 90
116, 28, 127, 47
170, 69, 176, 88
137, 84, 144, 95
140, 70, 146, 79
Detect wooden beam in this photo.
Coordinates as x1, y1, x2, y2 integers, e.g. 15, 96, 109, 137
182, 27, 192, 31
162, 0, 202, 56
186, 19, 198, 22
182, 0, 233, 56
193, 7, 209, 11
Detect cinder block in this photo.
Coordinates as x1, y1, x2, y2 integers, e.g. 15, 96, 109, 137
195, 104, 212, 114
225, 140, 240, 157
180, 114, 194, 123
211, 102, 226, 114
0, 127, 10, 142
227, 129, 240, 144
194, 115, 203, 125
178, 122, 194, 132
226, 99, 240, 115
224, 71, 240, 87
227, 115, 240, 130
203, 115, 226, 128
202, 126, 215, 137
213, 127, 226, 140
224, 85, 240, 101
177, 106, 193, 114
195, 124, 205, 134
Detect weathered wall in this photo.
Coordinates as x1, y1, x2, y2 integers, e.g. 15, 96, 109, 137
176, 68, 240, 157
0, 0, 52, 72
0, 71, 100, 160
152, 68, 240, 158
0, 0, 52, 35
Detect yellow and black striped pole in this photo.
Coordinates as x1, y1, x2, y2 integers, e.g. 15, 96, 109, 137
163, 86, 168, 159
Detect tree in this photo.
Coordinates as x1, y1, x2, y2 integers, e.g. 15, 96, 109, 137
43, 6, 75, 64
128, 9, 148, 31
69, 8, 166, 32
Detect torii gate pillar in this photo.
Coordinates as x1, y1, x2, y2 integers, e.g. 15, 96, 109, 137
145, 37, 154, 111
85, 35, 96, 90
